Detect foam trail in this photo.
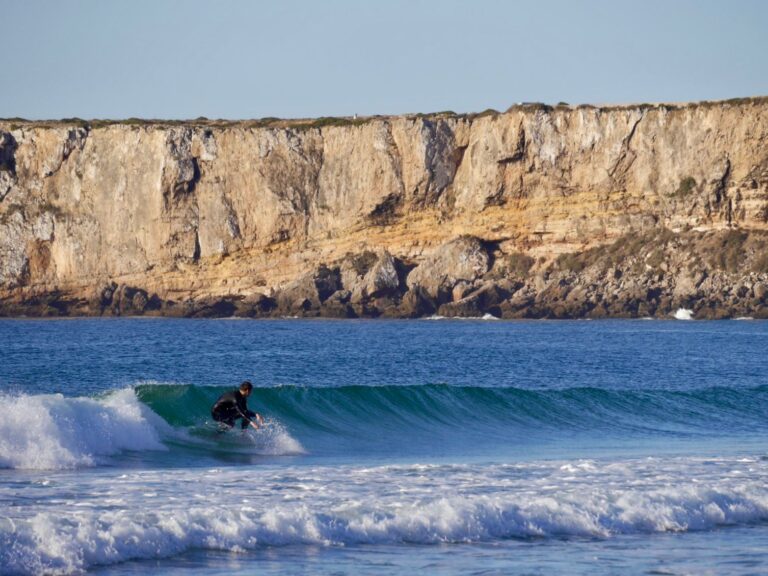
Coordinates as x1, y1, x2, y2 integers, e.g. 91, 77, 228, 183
0, 389, 168, 470
2, 457, 768, 574
185, 419, 306, 456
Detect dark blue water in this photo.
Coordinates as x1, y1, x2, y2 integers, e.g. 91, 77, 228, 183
3, 318, 767, 394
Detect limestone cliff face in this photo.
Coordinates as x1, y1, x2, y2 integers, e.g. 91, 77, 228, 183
1, 98, 768, 318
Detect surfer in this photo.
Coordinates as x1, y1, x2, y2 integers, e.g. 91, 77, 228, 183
211, 381, 264, 431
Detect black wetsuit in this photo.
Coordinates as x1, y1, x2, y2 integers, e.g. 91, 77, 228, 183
211, 390, 256, 429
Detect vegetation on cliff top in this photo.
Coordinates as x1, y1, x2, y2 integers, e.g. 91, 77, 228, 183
3, 96, 766, 132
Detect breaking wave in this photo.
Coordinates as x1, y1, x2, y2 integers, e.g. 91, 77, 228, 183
2, 458, 768, 574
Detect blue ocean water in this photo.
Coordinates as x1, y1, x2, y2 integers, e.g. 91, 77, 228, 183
1, 318, 768, 575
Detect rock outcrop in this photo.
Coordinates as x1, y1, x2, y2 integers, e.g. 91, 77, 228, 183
2, 97, 768, 319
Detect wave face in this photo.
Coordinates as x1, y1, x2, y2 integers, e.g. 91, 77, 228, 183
139, 382, 768, 429
3, 456, 768, 574
3, 382, 768, 470
140, 381, 768, 441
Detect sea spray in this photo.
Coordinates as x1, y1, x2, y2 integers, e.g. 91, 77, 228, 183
674, 308, 694, 320
249, 419, 306, 455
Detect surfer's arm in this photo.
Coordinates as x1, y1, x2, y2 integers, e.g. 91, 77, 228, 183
236, 407, 261, 429
248, 412, 264, 427
254, 412, 264, 426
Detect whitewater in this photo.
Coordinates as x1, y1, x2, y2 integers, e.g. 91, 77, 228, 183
2, 318, 768, 575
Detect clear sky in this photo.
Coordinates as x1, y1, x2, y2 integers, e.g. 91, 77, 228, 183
4, 0, 768, 120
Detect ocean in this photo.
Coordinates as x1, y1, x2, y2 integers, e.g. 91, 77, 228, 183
1, 318, 767, 575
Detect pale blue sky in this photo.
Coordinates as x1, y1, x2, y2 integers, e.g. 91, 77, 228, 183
4, 0, 767, 120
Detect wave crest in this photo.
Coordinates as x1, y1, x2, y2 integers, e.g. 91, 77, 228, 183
0, 389, 168, 470
0, 388, 304, 470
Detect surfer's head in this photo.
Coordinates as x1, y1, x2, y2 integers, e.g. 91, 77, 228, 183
239, 381, 253, 395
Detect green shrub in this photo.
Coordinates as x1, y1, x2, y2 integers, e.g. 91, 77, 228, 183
291, 116, 372, 131
60, 118, 90, 128
248, 117, 281, 129
473, 108, 499, 119
504, 252, 535, 277
674, 176, 697, 198
555, 252, 585, 273
752, 251, 768, 273
0, 203, 25, 224
506, 102, 553, 113
349, 251, 378, 276
39, 202, 66, 219
708, 229, 747, 272
646, 247, 665, 268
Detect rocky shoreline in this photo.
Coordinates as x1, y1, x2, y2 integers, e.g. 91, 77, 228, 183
4, 228, 768, 320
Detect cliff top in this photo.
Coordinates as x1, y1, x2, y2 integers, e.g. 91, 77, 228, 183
2, 96, 768, 131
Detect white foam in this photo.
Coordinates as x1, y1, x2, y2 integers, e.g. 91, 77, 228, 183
425, 314, 500, 321
673, 308, 694, 320
171, 417, 306, 458
3, 456, 768, 573
0, 389, 169, 470
201, 420, 306, 456
251, 420, 306, 455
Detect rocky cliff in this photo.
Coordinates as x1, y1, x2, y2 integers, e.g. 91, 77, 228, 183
2, 98, 768, 319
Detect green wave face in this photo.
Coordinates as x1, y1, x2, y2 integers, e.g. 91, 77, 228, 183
135, 383, 768, 446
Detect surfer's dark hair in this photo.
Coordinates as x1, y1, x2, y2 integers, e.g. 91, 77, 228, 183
239, 381, 253, 393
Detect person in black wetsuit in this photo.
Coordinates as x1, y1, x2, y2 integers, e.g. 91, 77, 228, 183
211, 381, 264, 430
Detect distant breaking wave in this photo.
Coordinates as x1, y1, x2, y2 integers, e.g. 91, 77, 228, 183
674, 308, 694, 320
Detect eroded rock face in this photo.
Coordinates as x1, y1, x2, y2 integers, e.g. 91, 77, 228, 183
275, 265, 342, 316
340, 249, 400, 304
0, 132, 18, 201
406, 236, 489, 301
2, 98, 768, 318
